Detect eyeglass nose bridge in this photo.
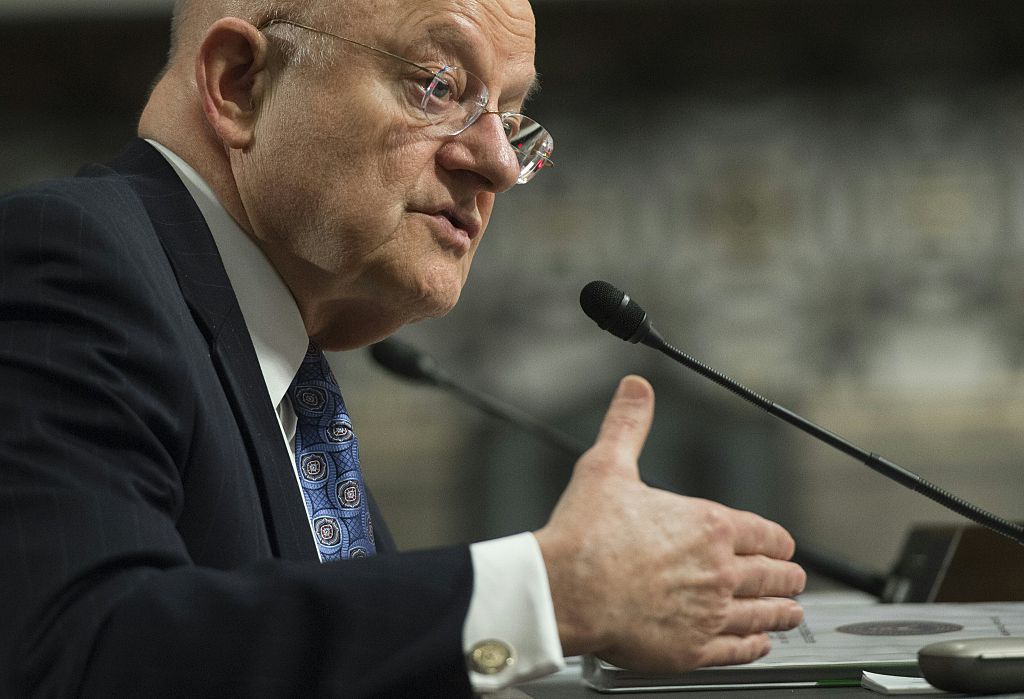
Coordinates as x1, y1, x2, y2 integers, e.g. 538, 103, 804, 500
442, 96, 494, 137
420, 70, 552, 183
448, 109, 528, 182
450, 107, 509, 135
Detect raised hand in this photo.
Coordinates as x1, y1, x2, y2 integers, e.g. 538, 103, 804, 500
534, 376, 806, 672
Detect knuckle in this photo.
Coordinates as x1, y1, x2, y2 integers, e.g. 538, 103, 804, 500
699, 503, 736, 543
748, 635, 773, 661
698, 635, 769, 669
791, 563, 808, 595
604, 411, 645, 436
784, 599, 805, 627
715, 561, 741, 592
763, 599, 803, 631
575, 447, 629, 479
744, 558, 771, 595
696, 602, 730, 635
744, 604, 777, 635
779, 530, 797, 558
737, 635, 771, 665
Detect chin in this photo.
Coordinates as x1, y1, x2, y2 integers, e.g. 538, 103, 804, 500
407, 268, 467, 319
418, 292, 461, 320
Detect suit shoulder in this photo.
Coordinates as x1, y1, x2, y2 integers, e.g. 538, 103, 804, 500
1, 169, 151, 238
0, 168, 190, 333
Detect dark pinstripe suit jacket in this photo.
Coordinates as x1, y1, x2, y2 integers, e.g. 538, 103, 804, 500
0, 140, 473, 697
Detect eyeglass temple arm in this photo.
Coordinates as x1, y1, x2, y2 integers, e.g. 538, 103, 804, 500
258, 18, 554, 168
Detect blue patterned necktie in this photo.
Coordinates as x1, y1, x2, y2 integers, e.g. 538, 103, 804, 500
288, 342, 376, 560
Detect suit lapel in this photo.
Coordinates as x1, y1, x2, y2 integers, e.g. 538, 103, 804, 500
103, 140, 318, 562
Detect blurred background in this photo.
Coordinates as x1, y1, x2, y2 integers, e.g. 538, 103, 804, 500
4, 0, 1024, 581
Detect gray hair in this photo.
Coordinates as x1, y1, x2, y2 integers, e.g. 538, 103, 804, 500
167, 0, 340, 69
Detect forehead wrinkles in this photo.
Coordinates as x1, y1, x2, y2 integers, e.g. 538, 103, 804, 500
400, 0, 537, 100
320, 0, 389, 32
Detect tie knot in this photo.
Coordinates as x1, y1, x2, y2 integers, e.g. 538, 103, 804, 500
303, 340, 324, 363
291, 340, 338, 391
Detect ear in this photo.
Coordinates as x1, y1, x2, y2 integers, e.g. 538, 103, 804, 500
195, 18, 272, 150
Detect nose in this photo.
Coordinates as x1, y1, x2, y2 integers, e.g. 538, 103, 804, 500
436, 111, 521, 193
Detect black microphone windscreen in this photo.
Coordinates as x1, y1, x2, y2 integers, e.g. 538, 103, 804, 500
369, 337, 436, 384
580, 281, 623, 323
580, 280, 648, 343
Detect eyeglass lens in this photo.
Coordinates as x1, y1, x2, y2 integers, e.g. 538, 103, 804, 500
421, 66, 553, 183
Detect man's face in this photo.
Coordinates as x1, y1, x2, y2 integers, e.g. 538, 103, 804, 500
234, 0, 538, 349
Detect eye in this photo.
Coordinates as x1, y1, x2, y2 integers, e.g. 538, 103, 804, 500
423, 67, 463, 109
429, 74, 455, 101
501, 114, 523, 139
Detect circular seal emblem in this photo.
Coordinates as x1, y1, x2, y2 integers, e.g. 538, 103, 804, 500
294, 386, 327, 413
300, 453, 328, 481
313, 516, 342, 547
836, 621, 964, 636
337, 479, 361, 509
327, 419, 354, 443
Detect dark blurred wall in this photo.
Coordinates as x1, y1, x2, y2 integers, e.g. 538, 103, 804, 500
3, 1, 1024, 572
0, 16, 169, 190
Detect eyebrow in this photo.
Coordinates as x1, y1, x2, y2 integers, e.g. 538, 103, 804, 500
521, 74, 542, 105
409, 25, 541, 109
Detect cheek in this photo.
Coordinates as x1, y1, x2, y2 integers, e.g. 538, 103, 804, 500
477, 194, 497, 228
336, 126, 440, 228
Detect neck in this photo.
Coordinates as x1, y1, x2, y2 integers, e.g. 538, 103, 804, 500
138, 70, 254, 235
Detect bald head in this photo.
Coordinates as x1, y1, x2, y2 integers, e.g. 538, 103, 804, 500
166, 0, 338, 68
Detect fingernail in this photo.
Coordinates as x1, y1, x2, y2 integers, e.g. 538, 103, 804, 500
616, 375, 649, 400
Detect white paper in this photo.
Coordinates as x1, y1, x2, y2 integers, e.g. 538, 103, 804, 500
861, 671, 947, 695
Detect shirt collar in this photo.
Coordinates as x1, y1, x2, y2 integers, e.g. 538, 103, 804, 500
145, 139, 308, 410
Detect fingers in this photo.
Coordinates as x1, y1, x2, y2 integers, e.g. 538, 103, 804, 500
694, 633, 773, 668
720, 596, 805, 636
587, 376, 655, 478
692, 598, 803, 668
728, 508, 797, 560
731, 554, 807, 598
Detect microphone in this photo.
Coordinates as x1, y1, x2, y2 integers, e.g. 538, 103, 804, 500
369, 336, 590, 458
580, 280, 1024, 546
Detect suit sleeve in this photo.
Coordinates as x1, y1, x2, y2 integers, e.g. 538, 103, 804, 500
0, 184, 475, 697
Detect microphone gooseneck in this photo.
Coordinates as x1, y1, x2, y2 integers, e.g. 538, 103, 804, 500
370, 337, 589, 458
580, 280, 1024, 547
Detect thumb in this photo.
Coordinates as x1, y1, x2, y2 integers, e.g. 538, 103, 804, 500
587, 375, 655, 479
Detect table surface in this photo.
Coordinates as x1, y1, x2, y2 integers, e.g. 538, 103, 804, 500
516, 661, 869, 698
508, 590, 1024, 698
514, 661, 1024, 698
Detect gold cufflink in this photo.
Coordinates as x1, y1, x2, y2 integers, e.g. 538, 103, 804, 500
468, 639, 514, 675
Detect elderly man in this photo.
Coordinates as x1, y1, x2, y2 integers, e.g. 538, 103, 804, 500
0, 0, 805, 695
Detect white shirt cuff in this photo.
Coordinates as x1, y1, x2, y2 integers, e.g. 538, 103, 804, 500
464, 532, 565, 692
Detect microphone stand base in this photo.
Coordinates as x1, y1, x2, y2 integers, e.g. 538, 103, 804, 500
883, 522, 1024, 603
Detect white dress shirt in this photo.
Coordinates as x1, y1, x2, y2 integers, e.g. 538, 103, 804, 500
146, 140, 565, 692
